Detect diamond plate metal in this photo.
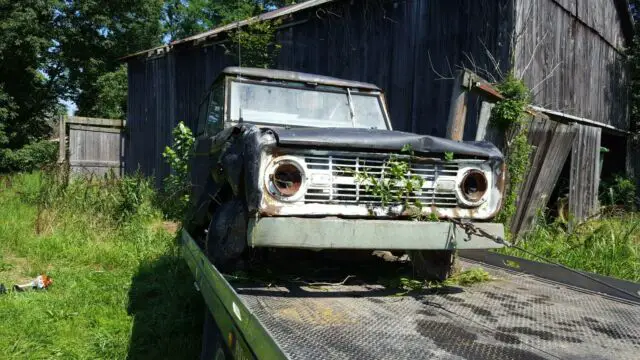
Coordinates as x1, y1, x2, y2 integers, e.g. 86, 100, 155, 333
234, 260, 640, 360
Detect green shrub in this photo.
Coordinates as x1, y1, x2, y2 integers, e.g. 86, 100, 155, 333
0, 140, 58, 173
599, 175, 637, 211
162, 122, 195, 220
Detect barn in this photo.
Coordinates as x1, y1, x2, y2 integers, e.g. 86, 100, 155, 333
122, 0, 634, 233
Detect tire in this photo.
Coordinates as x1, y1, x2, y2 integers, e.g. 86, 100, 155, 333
206, 199, 248, 271
409, 250, 458, 281
200, 310, 230, 360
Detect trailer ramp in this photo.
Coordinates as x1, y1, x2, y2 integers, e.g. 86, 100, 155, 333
183, 232, 640, 360
235, 260, 640, 360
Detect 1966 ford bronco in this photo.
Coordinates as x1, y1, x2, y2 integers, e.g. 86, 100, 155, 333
187, 67, 505, 280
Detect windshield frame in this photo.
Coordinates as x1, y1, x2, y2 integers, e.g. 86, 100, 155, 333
223, 77, 392, 130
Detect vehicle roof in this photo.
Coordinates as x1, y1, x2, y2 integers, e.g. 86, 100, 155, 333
221, 67, 382, 91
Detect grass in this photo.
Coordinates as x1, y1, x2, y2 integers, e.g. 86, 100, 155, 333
0, 171, 204, 359
499, 214, 640, 282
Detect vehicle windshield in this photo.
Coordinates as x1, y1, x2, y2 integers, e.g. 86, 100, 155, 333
228, 80, 388, 129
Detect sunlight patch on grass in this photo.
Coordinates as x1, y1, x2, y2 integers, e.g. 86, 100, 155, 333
0, 172, 203, 359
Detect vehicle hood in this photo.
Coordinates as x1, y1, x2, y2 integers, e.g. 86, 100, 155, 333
268, 127, 503, 160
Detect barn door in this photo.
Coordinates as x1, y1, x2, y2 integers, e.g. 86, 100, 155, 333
509, 115, 577, 237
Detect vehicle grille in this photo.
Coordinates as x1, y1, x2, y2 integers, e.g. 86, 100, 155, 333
303, 154, 459, 207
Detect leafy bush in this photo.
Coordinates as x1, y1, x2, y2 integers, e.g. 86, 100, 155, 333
599, 175, 637, 211
0, 140, 58, 173
162, 122, 195, 220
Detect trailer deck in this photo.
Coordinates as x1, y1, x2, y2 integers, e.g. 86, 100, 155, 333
183, 231, 640, 360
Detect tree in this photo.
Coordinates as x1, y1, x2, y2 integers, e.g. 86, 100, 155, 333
54, 0, 164, 118
163, 0, 298, 41
0, 0, 61, 149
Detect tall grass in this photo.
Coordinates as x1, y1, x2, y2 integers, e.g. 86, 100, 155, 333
500, 214, 640, 282
0, 170, 203, 359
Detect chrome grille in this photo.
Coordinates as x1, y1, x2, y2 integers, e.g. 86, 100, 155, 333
303, 155, 459, 207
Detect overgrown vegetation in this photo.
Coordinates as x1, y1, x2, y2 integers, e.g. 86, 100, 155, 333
353, 145, 425, 211
0, 140, 58, 173
490, 74, 533, 231
162, 121, 195, 220
599, 175, 638, 212
500, 213, 640, 282
0, 171, 203, 358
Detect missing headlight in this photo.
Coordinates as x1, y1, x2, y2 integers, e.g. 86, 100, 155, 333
460, 170, 488, 204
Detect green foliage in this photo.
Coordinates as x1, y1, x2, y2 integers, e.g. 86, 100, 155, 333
490, 74, 533, 231
0, 0, 60, 149
229, 19, 282, 68
444, 151, 454, 161
33, 168, 158, 225
442, 267, 491, 286
498, 213, 640, 282
162, 122, 195, 220
354, 154, 424, 208
163, 0, 297, 41
599, 175, 637, 211
90, 65, 128, 120
490, 74, 530, 131
56, 1, 165, 118
0, 140, 58, 173
0, 171, 203, 358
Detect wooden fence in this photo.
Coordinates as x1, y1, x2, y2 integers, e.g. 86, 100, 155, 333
58, 116, 125, 177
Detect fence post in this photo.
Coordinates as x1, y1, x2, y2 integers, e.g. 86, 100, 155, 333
58, 114, 66, 164
446, 71, 469, 141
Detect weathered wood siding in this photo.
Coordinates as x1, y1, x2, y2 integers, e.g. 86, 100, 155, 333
569, 124, 602, 223
510, 115, 576, 236
63, 117, 125, 177
126, 0, 513, 182
514, 0, 628, 130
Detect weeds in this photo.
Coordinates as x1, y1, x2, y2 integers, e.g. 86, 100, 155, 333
380, 268, 492, 296
498, 213, 640, 282
0, 171, 203, 358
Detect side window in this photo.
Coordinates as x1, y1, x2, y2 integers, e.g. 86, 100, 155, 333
197, 93, 211, 136
205, 82, 224, 135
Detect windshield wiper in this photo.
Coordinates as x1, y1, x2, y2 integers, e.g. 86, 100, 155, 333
346, 88, 356, 127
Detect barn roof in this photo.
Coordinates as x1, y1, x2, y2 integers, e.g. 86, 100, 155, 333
122, 0, 634, 61
121, 0, 337, 60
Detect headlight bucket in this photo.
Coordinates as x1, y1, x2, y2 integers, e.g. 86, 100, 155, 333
458, 169, 488, 206
265, 156, 306, 201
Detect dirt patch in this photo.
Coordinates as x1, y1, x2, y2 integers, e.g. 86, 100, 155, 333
152, 221, 181, 235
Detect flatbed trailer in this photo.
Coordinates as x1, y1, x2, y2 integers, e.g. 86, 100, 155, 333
182, 230, 640, 360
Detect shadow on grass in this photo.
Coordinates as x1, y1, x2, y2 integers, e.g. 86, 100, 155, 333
126, 252, 204, 360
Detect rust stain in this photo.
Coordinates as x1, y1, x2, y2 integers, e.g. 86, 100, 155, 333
276, 301, 356, 326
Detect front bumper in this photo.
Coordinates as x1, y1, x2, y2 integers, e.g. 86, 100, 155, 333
248, 217, 504, 250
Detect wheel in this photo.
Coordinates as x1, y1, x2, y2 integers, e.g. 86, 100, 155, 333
409, 250, 458, 281
200, 310, 230, 360
206, 199, 248, 271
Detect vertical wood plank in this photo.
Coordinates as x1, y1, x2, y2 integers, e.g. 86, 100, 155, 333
58, 115, 66, 163
446, 71, 468, 141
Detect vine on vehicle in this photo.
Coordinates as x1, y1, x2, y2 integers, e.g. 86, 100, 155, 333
352, 144, 452, 220
490, 74, 533, 231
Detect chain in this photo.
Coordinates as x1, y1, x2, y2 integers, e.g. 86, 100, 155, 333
444, 217, 640, 301
446, 217, 512, 247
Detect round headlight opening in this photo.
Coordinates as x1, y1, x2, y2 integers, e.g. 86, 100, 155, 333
271, 163, 302, 197
461, 170, 488, 203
